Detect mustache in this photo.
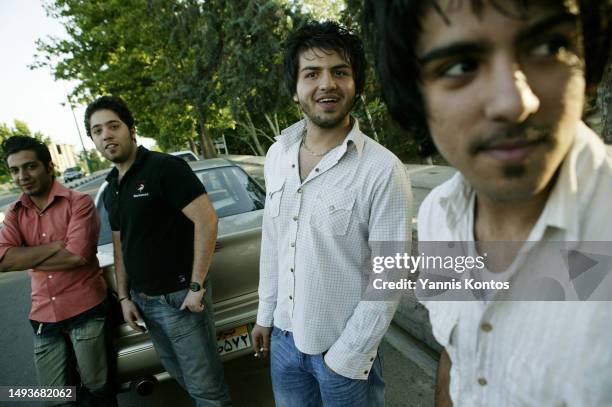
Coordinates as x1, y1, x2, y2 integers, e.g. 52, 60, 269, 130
468, 124, 552, 155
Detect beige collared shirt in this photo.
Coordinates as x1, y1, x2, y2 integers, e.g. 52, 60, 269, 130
418, 122, 612, 406
257, 118, 412, 379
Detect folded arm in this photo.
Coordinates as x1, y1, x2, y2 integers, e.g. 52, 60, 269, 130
0, 241, 64, 272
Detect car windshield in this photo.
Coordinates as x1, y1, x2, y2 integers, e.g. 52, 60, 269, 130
65, 167, 81, 173
96, 165, 265, 246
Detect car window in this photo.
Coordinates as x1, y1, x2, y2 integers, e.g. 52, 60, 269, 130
96, 166, 265, 246
195, 166, 265, 218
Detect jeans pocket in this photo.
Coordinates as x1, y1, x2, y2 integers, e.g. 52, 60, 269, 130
163, 288, 190, 310
73, 317, 106, 341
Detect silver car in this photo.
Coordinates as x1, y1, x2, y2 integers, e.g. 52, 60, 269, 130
95, 158, 264, 393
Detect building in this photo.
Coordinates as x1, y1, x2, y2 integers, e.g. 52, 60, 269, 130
48, 143, 79, 173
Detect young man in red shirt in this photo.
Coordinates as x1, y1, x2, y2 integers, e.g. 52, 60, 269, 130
0, 136, 115, 406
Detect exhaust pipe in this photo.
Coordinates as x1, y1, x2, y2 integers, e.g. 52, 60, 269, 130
130, 376, 157, 396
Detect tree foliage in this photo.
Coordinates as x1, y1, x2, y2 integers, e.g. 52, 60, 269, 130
79, 149, 111, 173
34, 0, 306, 157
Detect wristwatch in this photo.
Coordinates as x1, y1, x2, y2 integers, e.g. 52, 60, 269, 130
189, 282, 202, 292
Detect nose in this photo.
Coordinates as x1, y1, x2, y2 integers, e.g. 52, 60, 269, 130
101, 128, 113, 141
15, 169, 29, 182
318, 70, 337, 92
484, 58, 540, 123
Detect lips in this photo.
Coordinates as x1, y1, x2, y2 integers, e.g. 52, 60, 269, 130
483, 139, 540, 163
316, 95, 340, 109
105, 143, 118, 150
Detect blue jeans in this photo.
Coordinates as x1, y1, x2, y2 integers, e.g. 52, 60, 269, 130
131, 280, 231, 407
31, 302, 116, 406
270, 327, 385, 407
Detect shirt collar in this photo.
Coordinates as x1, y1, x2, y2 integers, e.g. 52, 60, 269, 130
537, 121, 602, 240
439, 121, 597, 240
16, 179, 70, 210
106, 145, 148, 182
277, 117, 365, 158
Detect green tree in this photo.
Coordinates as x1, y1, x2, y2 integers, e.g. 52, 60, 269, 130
78, 149, 111, 173
34, 0, 305, 157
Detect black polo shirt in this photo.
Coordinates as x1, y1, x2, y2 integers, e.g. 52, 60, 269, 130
103, 146, 207, 295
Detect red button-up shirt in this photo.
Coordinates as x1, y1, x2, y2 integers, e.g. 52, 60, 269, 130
0, 181, 107, 322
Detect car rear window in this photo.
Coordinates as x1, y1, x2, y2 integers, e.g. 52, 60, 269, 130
96, 166, 265, 246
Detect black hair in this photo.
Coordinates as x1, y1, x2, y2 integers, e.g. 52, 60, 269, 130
84, 95, 135, 138
2, 135, 52, 168
364, 0, 612, 156
284, 21, 367, 98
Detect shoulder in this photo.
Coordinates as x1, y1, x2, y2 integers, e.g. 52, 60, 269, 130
361, 136, 407, 176
263, 141, 286, 178
67, 189, 95, 210
150, 151, 192, 174
265, 140, 284, 162
417, 176, 458, 241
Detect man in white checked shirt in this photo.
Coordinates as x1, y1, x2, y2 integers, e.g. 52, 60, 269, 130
366, 0, 612, 406
250, 21, 412, 407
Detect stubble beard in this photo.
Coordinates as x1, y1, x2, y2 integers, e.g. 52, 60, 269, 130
299, 97, 353, 129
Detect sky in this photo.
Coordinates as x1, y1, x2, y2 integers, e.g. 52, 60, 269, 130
0, 0, 154, 152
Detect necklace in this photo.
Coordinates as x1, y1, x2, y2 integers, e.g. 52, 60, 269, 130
300, 130, 339, 157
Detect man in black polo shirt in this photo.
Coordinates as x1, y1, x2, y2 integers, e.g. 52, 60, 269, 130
85, 95, 231, 406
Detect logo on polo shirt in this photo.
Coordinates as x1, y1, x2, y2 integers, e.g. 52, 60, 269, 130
133, 182, 150, 198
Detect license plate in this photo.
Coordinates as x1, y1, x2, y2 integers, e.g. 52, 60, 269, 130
216, 325, 251, 356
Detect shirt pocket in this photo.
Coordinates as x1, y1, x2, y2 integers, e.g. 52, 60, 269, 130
266, 179, 285, 218
310, 190, 356, 236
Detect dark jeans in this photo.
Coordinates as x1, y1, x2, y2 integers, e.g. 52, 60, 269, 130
131, 280, 232, 407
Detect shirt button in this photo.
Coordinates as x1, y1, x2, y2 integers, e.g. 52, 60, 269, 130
48, 275, 52, 279
289, 296, 293, 300
370, 357, 374, 362
329, 205, 335, 211
51, 297, 56, 301
297, 188, 302, 194
290, 268, 294, 273
290, 242, 295, 248
42, 233, 47, 237
364, 370, 369, 375
293, 216, 298, 221
481, 322, 493, 332
315, 168, 319, 172
478, 377, 487, 386
292, 164, 296, 168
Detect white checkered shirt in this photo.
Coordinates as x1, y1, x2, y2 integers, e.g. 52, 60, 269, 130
418, 122, 612, 406
257, 118, 412, 380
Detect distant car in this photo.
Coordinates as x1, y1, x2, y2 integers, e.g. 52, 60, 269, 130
95, 158, 265, 394
63, 166, 85, 183
169, 150, 199, 162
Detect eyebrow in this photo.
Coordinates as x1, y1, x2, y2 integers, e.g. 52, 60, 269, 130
9, 161, 39, 169
418, 11, 577, 67
300, 64, 351, 72
514, 12, 577, 45
91, 119, 121, 129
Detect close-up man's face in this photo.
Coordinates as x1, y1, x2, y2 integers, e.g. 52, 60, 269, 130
294, 48, 356, 129
417, 0, 585, 202
89, 109, 136, 164
7, 150, 54, 198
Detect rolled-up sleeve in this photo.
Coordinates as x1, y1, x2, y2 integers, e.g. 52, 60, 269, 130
64, 194, 100, 261
0, 206, 24, 260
